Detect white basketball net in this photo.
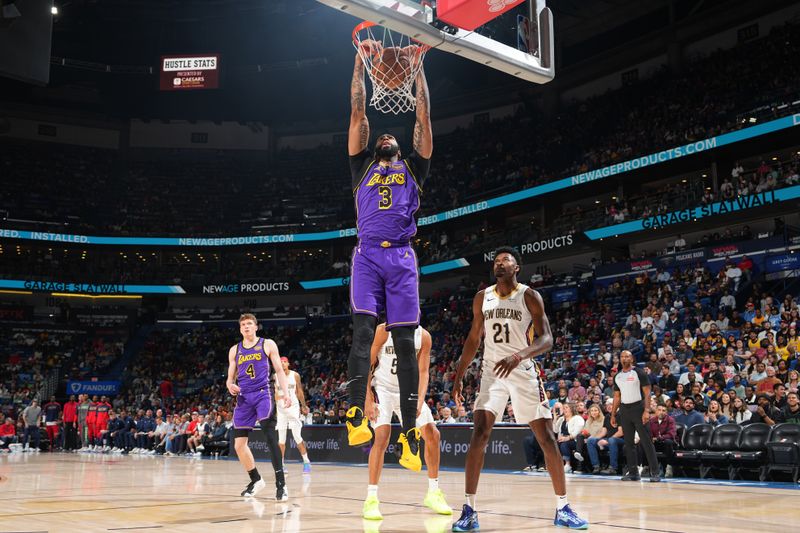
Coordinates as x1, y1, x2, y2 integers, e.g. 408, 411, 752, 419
353, 22, 429, 115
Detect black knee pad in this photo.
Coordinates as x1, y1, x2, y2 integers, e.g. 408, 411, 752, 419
391, 326, 416, 361
351, 314, 377, 352
258, 417, 276, 433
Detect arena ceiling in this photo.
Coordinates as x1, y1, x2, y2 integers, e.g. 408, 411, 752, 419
0, 0, 788, 124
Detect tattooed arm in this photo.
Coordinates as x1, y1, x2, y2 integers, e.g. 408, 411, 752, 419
412, 65, 432, 159
348, 49, 371, 157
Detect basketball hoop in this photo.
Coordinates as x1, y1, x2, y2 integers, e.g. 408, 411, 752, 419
353, 21, 429, 115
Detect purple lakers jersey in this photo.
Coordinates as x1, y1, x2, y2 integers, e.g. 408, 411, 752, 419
236, 338, 272, 393
353, 156, 423, 241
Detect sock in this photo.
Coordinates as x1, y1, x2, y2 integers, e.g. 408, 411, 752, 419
465, 494, 476, 509
248, 468, 261, 483
275, 468, 286, 488
428, 478, 439, 491
302, 453, 310, 463
392, 326, 419, 433
368, 484, 378, 498
556, 495, 568, 510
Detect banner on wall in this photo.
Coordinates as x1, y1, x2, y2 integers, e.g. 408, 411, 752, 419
595, 236, 787, 281
0, 279, 185, 295
2, 115, 799, 247
199, 281, 292, 294
0, 306, 33, 321
239, 424, 528, 470
157, 308, 305, 324
549, 287, 579, 304
481, 234, 576, 262
585, 186, 800, 241
765, 253, 800, 273
67, 381, 121, 395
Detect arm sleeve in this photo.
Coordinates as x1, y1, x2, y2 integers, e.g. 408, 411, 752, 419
350, 150, 373, 191
406, 151, 431, 191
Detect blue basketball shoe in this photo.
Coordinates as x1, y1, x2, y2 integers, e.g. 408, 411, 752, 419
554, 504, 589, 529
451, 504, 479, 531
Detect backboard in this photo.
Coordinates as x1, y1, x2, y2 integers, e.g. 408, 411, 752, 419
314, 0, 554, 84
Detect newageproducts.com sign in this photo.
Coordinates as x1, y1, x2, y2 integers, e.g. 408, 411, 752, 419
238, 423, 529, 470
201, 282, 291, 294
482, 234, 576, 262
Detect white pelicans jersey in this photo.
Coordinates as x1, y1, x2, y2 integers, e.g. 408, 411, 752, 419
276, 370, 299, 411
372, 326, 423, 394
482, 283, 535, 365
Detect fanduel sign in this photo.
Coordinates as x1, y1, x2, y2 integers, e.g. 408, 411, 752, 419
68, 381, 121, 395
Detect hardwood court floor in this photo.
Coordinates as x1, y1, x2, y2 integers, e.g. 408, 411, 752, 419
0, 453, 797, 532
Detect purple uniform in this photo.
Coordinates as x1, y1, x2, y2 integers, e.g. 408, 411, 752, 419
349, 150, 430, 329
233, 337, 274, 429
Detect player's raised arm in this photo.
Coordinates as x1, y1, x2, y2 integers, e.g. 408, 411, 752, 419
226, 345, 240, 396
412, 65, 432, 159
349, 46, 371, 156
494, 288, 554, 378
453, 291, 485, 407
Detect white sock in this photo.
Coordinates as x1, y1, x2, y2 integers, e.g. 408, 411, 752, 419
368, 485, 378, 498
302, 453, 310, 463
556, 495, 568, 510
465, 494, 476, 508
428, 478, 439, 491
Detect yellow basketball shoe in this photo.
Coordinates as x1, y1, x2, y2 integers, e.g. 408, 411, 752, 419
362, 495, 383, 520
397, 428, 422, 472
345, 406, 373, 446
423, 488, 452, 515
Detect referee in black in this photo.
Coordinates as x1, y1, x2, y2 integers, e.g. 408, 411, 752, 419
610, 350, 660, 482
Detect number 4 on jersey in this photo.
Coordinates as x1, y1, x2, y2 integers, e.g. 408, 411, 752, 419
245, 363, 256, 379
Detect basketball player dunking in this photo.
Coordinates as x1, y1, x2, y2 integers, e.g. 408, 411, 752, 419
226, 313, 292, 500
275, 356, 312, 473
451, 248, 588, 531
345, 40, 432, 473
362, 323, 451, 520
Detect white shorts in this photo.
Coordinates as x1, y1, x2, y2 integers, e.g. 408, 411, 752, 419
474, 360, 552, 424
277, 404, 303, 431
373, 386, 435, 429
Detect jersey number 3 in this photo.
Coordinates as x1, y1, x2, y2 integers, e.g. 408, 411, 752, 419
492, 323, 510, 344
245, 363, 256, 379
378, 186, 392, 210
